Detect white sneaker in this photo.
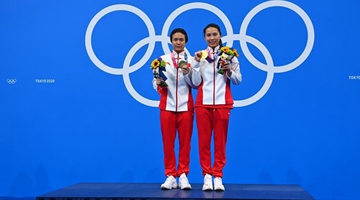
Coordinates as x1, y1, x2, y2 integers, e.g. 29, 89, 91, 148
161, 175, 177, 190
214, 177, 225, 191
202, 174, 213, 191
179, 173, 192, 190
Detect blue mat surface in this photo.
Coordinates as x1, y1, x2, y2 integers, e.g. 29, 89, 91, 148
36, 183, 315, 200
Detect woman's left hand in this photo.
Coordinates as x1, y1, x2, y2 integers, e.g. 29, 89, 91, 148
222, 63, 232, 76
182, 66, 190, 75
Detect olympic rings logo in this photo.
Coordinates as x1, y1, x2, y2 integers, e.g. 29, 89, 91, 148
85, 1, 315, 107
7, 79, 17, 84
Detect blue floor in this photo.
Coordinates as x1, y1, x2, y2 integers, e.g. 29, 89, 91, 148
0, 197, 35, 200
36, 182, 315, 200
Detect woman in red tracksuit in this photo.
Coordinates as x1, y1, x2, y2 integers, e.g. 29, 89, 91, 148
192, 23, 242, 191
152, 28, 196, 190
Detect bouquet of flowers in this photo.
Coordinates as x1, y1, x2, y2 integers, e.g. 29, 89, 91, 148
217, 46, 239, 74
151, 57, 168, 87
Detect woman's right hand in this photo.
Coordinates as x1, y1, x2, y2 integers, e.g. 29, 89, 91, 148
155, 78, 163, 85
194, 51, 202, 62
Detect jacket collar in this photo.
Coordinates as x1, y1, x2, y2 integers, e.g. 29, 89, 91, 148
207, 46, 220, 54
172, 50, 186, 58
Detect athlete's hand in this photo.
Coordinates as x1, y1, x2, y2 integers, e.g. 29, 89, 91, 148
155, 78, 163, 85
194, 51, 202, 62
182, 66, 190, 75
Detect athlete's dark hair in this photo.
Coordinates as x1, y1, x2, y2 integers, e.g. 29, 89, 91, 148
170, 28, 188, 43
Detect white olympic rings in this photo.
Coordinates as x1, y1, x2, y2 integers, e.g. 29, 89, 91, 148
85, 1, 315, 107
7, 79, 17, 84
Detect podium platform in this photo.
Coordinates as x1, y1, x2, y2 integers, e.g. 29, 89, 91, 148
36, 183, 315, 200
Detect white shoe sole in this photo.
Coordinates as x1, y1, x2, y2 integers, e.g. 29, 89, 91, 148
214, 187, 225, 191
202, 184, 213, 191
180, 185, 192, 190
161, 184, 177, 190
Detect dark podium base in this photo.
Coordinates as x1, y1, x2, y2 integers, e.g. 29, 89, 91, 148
36, 182, 314, 200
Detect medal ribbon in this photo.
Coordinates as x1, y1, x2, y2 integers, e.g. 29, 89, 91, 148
171, 51, 188, 68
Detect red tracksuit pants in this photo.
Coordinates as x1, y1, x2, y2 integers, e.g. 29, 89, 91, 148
160, 109, 193, 177
196, 107, 230, 178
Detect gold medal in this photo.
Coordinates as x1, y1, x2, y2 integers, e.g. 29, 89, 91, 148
201, 50, 208, 59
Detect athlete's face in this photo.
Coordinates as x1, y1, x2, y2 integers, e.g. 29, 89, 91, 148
204, 27, 221, 48
171, 32, 186, 53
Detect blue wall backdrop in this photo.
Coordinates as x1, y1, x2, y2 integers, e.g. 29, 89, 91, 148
1, 0, 359, 199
